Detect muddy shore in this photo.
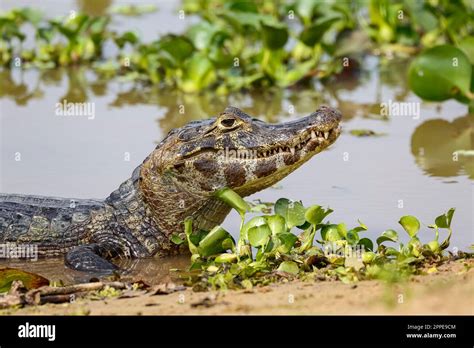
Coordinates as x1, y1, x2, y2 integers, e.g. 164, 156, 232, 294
1, 258, 472, 315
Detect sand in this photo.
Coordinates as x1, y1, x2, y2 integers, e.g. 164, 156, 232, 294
2, 258, 472, 316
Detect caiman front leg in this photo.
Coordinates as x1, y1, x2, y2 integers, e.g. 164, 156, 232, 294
65, 242, 121, 273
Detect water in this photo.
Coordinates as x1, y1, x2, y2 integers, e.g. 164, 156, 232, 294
0, 0, 472, 284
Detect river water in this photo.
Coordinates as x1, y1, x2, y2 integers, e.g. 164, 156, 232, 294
0, 0, 472, 284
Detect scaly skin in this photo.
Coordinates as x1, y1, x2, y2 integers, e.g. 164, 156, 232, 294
0, 106, 342, 273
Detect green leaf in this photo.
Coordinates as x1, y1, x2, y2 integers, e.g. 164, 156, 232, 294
361, 251, 376, 264
277, 233, 298, 253
214, 187, 250, 217
304, 205, 334, 226
277, 261, 299, 275
298, 227, 316, 252
458, 37, 474, 65
158, 35, 194, 64
219, 11, 265, 32
180, 53, 217, 92
321, 224, 343, 242
241, 216, 267, 240
198, 225, 234, 257
215, 253, 238, 263
226, 0, 258, 13
435, 208, 455, 229
114, 31, 139, 49
346, 230, 360, 245
184, 217, 199, 255
248, 224, 271, 247
261, 20, 288, 50
376, 229, 398, 245
399, 216, 420, 237
170, 234, 184, 245
275, 198, 306, 229
300, 16, 340, 47
187, 22, 222, 51
359, 238, 374, 252
0, 268, 49, 293
265, 215, 286, 235
408, 45, 473, 101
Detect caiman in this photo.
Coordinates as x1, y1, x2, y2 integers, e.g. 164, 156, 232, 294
0, 106, 342, 273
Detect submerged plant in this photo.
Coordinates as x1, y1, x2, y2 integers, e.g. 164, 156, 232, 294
173, 187, 467, 290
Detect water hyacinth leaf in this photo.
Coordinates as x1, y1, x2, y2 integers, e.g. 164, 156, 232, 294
188, 229, 208, 248
248, 224, 271, 247
261, 20, 288, 50
399, 215, 420, 237
346, 230, 359, 245
359, 238, 374, 252
181, 53, 216, 92
300, 16, 340, 46
435, 208, 455, 228
215, 187, 250, 217
265, 214, 286, 235
241, 216, 267, 240
158, 35, 194, 64
357, 219, 368, 230
295, 0, 319, 23
298, 227, 316, 252
219, 11, 261, 31
198, 225, 234, 257
376, 229, 398, 245
275, 198, 306, 229
215, 253, 238, 263
187, 22, 219, 50
221, 238, 235, 251
277, 232, 298, 253
321, 224, 343, 242
184, 217, 199, 255
277, 261, 299, 275
362, 251, 376, 264
226, 0, 259, 13
408, 45, 472, 101
114, 31, 139, 49
305, 205, 334, 226
336, 223, 347, 238
170, 234, 184, 245
427, 240, 440, 253
458, 37, 474, 65
0, 268, 49, 293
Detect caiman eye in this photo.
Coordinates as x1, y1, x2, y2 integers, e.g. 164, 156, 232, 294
220, 118, 236, 128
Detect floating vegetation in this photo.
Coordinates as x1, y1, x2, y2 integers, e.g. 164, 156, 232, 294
349, 129, 385, 137
0, 0, 472, 97
174, 187, 470, 290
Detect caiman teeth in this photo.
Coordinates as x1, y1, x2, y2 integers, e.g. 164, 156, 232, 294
254, 127, 337, 159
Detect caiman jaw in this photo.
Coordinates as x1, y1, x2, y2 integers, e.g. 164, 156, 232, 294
139, 105, 342, 235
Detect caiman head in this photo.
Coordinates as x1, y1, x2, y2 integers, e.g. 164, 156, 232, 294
140, 106, 342, 235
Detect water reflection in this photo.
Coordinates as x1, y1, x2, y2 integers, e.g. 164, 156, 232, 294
0, 255, 190, 285
1, 61, 472, 181
411, 114, 474, 179
76, 0, 112, 16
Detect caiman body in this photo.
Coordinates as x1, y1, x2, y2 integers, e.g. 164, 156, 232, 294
0, 106, 342, 272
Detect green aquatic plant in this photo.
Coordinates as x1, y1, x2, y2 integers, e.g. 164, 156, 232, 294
2, 0, 472, 94
408, 44, 474, 110
175, 187, 467, 290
